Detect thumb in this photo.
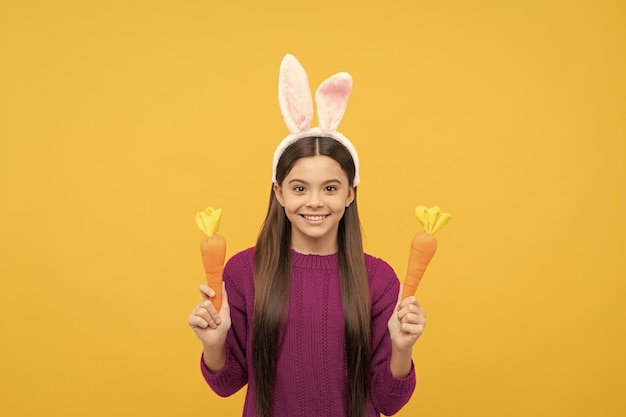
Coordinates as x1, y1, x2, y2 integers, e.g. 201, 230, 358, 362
219, 281, 230, 314
395, 284, 404, 309
396, 283, 416, 309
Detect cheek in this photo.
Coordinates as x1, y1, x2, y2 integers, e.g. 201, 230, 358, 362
342, 191, 355, 207
332, 198, 350, 212
283, 196, 302, 211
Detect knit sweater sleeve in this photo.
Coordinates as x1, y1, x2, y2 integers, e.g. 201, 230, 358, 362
200, 249, 252, 397
367, 255, 416, 415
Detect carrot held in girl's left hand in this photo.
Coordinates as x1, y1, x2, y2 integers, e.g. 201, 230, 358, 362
402, 205, 451, 300
196, 207, 226, 311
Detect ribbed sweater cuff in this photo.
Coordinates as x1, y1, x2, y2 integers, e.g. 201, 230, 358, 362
385, 361, 416, 396
200, 349, 237, 387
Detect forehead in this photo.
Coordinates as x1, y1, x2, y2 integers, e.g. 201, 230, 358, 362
286, 155, 348, 182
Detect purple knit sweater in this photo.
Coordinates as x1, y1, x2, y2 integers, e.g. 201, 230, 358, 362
201, 247, 416, 416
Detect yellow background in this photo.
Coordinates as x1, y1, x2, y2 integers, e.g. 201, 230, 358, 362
1, 1, 625, 416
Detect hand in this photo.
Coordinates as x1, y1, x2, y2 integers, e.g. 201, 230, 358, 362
188, 282, 231, 348
387, 285, 427, 352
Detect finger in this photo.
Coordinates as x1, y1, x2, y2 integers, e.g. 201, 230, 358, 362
199, 284, 216, 300
200, 299, 222, 327
194, 302, 214, 317
401, 322, 425, 336
188, 313, 209, 329
398, 295, 419, 310
192, 305, 211, 323
399, 312, 427, 328
397, 302, 424, 320
193, 301, 221, 328
398, 306, 426, 326
399, 304, 426, 325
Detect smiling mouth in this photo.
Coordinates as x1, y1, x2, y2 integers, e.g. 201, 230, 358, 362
301, 215, 328, 221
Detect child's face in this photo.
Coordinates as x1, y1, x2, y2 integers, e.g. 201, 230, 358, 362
273, 155, 355, 254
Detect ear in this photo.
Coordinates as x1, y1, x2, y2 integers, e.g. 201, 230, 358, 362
278, 54, 313, 134
273, 183, 285, 207
345, 186, 355, 208
316, 72, 352, 131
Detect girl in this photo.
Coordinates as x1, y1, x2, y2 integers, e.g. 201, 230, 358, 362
188, 55, 427, 417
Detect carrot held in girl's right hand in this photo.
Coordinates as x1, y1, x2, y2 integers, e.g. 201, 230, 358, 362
402, 205, 451, 300
196, 207, 226, 311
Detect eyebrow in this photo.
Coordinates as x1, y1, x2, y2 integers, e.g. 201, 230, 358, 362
288, 178, 343, 185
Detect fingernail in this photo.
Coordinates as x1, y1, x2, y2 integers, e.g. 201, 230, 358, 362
215, 317, 221, 325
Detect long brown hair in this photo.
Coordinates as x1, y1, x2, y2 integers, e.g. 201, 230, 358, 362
253, 136, 371, 417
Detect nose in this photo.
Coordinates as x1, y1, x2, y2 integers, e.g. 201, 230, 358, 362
306, 192, 323, 208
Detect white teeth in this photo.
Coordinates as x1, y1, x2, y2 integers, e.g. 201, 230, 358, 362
303, 215, 325, 221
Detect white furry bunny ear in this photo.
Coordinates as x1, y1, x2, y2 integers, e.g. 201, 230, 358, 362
278, 54, 313, 134
316, 73, 352, 131
273, 54, 361, 187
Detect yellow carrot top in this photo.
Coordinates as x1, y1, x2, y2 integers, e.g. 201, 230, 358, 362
415, 205, 452, 234
196, 206, 222, 236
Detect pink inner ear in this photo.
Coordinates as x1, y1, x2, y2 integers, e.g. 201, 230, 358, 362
316, 73, 352, 131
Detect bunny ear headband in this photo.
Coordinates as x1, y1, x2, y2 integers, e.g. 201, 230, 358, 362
272, 54, 360, 187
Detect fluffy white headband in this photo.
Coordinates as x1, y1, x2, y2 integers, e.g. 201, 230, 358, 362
272, 54, 360, 187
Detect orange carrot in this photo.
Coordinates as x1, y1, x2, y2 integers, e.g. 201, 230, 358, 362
402, 231, 438, 300
196, 207, 226, 311
402, 205, 451, 299
200, 234, 226, 311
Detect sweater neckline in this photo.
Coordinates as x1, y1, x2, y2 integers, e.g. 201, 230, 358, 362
290, 249, 339, 270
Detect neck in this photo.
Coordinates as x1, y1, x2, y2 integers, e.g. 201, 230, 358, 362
291, 236, 338, 255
